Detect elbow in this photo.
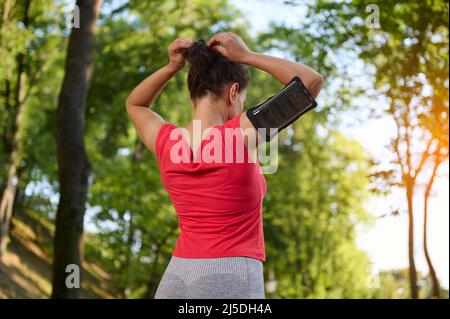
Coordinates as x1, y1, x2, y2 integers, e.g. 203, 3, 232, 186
125, 95, 148, 111
125, 96, 135, 112
316, 73, 324, 87
310, 73, 324, 98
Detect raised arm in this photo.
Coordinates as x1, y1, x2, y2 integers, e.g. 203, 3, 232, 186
126, 38, 192, 153
207, 32, 324, 98
207, 32, 323, 145
242, 53, 323, 98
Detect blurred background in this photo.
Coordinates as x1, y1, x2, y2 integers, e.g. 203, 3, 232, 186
0, 0, 448, 299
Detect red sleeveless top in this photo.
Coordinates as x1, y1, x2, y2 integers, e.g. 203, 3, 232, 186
155, 114, 267, 261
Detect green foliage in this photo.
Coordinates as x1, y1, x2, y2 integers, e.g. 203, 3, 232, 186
5, 0, 436, 299
1, 0, 67, 212
305, 0, 449, 298
374, 268, 449, 299
81, 0, 375, 298
263, 116, 373, 298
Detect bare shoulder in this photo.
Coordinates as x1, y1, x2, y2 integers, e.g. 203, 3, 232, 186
125, 105, 166, 154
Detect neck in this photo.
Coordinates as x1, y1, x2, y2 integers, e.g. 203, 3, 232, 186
192, 96, 230, 128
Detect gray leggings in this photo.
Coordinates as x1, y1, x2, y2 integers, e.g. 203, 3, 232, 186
155, 256, 265, 299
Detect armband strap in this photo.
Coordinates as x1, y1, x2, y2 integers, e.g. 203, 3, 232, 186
246, 76, 317, 142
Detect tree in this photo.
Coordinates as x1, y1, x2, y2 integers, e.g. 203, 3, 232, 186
82, 0, 375, 298
420, 33, 449, 298
0, 0, 32, 259
422, 109, 449, 298
3, 0, 435, 299
305, 0, 449, 298
262, 125, 373, 298
52, 0, 103, 299
422, 154, 443, 298
84, 0, 253, 298
0, 0, 65, 258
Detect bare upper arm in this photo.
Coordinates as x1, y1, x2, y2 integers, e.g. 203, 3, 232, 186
239, 112, 264, 148
125, 104, 165, 154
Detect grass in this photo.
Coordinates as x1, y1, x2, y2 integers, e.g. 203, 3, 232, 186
0, 209, 115, 299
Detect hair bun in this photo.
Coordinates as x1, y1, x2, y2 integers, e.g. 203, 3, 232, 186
180, 39, 250, 99
182, 39, 216, 70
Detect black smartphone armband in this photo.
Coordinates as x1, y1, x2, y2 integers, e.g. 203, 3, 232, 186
246, 76, 317, 141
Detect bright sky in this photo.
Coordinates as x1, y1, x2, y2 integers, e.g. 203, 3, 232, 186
232, 0, 449, 289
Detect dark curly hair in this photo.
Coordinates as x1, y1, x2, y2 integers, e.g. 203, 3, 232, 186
181, 39, 250, 100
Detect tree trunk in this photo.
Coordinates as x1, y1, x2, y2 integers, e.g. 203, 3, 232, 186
423, 159, 441, 298
51, 0, 102, 299
0, 0, 12, 33
406, 179, 418, 299
0, 0, 31, 259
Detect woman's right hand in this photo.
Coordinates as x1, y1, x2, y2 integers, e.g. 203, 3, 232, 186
167, 38, 193, 72
207, 32, 253, 63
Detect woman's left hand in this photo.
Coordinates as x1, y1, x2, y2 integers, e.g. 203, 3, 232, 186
167, 38, 193, 72
207, 32, 252, 63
